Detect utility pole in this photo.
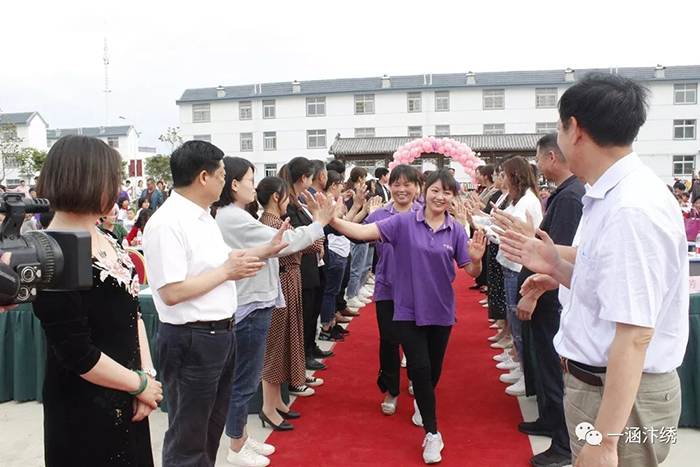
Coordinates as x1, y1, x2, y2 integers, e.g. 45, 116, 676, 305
103, 37, 111, 126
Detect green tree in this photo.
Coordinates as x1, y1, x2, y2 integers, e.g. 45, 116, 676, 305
15, 147, 48, 180
158, 127, 183, 154
145, 154, 172, 185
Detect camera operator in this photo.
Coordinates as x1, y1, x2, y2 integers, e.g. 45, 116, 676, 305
32, 135, 162, 466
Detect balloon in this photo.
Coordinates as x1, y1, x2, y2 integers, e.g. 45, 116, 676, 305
445, 143, 453, 152
437, 146, 445, 154
467, 161, 475, 169
428, 136, 437, 144
460, 154, 468, 163
403, 143, 411, 151
422, 135, 429, 142
469, 151, 476, 159
402, 150, 410, 158
410, 141, 418, 149
408, 156, 415, 163
456, 146, 466, 156
441, 137, 449, 144
422, 141, 431, 151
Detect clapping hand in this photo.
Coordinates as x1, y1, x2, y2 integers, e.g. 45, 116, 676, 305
223, 250, 266, 280
453, 200, 469, 228
367, 196, 384, 215
313, 193, 337, 227
342, 189, 354, 202
500, 229, 560, 276
491, 206, 536, 238
265, 219, 291, 256
520, 273, 559, 297
353, 184, 368, 206
300, 191, 321, 218
467, 230, 487, 263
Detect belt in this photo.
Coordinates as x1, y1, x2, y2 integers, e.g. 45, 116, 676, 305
561, 357, 606, 387
182, 317, 235, 333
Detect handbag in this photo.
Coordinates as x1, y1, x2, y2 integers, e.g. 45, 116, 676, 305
685, 209, 700, 241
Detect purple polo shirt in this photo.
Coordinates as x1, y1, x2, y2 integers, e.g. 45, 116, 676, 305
364, 201, 422, 302
376, 209, 471, 326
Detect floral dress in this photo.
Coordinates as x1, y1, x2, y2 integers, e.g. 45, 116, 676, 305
33, 230, 153, 466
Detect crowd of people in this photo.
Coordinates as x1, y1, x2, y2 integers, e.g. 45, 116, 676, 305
13, 71, 689, 467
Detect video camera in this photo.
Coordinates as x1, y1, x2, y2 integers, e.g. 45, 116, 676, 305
0, 193, 92, 305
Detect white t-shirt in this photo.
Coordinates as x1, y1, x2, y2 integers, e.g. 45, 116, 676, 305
496, 189, 543, 272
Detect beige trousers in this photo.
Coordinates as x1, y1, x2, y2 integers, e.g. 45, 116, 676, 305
563, 370, 681, 466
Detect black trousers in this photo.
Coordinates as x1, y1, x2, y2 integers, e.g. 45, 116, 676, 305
396, 320, 452, 435
302, 285, 323, 355
376, 300, 401, 397
530, 307, 570, 455
158, 323, 236, 467
335, 252, 351, 311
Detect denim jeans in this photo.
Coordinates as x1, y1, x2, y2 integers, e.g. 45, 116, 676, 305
347, 243, 369, 299
158, 323, 236, 467
503, 267, 524, 360
321, 251, 348, 325
360, 244, 375, 286
225, 307, 273, 440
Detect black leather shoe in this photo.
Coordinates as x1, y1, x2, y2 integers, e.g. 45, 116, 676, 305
469, 285, 481, 290
518, 420, 553, 438
277, 408, 301, 419
305, 356, 327, 371
530, 446, 571, 467
259, 411, 294, 431
312, 346, 334, 358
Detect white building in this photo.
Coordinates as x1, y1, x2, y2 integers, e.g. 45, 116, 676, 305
46, 125, 150, 179
176, 65, 700, 184
0, 111, 49, 186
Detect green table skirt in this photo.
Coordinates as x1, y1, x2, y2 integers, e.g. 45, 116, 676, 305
0, 290, 288, 412
521, 296, 700, 429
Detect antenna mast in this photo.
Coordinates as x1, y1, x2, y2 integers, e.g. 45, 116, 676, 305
103, 37, 111, 125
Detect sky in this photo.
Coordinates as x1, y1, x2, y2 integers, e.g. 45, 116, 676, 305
1, 0, 699, 152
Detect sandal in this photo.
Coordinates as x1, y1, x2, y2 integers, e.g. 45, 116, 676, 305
381, 398, 397, 416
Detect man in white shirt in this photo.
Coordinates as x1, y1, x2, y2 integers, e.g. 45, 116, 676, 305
500, 73, 688, 467
144, 140, 287, 467
374, 167, 391, 203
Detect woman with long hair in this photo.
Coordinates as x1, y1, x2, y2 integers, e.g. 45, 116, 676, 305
214, 158, 335, 465
33, 135, 162, 466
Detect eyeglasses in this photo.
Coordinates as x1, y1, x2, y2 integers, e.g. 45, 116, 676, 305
496, 172, 506, 179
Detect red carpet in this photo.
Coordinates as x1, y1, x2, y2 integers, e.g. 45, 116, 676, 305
266, 270, 533, 466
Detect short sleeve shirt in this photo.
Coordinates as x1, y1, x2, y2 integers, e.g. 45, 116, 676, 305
376, 209, 471, 326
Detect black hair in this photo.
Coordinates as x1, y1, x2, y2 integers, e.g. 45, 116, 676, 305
256, 176, 288, 210
278, 157, 313, 207
374, 167, 390, 180
326, 159, 346, 175
344, 166, 367, 191
138, 197, 150, 209
135, 208, 154, 230
325, 170, 343, 191
536, 133, 565, 163
479, 164, 495, 183
39, 210, 55, 229
559, 72, 650, 147
217, 156, 255, 207
118, 196, 129, 208
310, 160, 327, 181
389, 164, 420, 185
424, 169, 460, 196
673, 181, 687, 192
170, 140, 224, 188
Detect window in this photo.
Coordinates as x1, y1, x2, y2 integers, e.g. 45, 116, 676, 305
674, 120, 696, 140
435, 125, 450, 136
408, 126, 422, 138
535, 88, 558, 108
263, 132, 277, 150
263, 100, 276, 119
193, 134, 211, 142
307, 130, 327, 149
264, 164, 277, 177
306, 97, 326, 116
192, 103, 211, 123
239, 101, 252, 120
435, 91, 450, 111
536, 123, 558, 134
483, 124, 505, 135
4, 157, 19, 169
483, 89, 505, 109
674, 84, 697, 105
107, 137, 119, 148
1, 129, 17, 139
355, 127, 375, 138
354, 94, 375, 114
5, 179, 20, 187
408, 92, 422, 112
240, 133, 253, 152
673, 155, 695, 177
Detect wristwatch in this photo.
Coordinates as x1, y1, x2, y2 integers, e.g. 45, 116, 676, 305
142, 368, 157, 379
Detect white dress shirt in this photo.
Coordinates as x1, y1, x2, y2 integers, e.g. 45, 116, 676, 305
554, 153, 689, 373
143, 190, 236, 325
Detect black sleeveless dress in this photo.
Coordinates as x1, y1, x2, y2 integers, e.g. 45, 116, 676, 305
33, 233, 153, 467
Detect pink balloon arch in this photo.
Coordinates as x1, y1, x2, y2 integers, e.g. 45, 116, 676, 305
388, 136, 485, 181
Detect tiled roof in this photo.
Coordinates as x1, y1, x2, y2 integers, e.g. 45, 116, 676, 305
177, 65, 700, 103
329, 134, 542, 156
0, 111, 45, 125
46, 125, 133, 140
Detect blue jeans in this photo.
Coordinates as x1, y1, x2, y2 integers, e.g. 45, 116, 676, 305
503, 267, 524, 360
225, 306, 273, 439
347, 242, 369, 299
322, 251, 348, 325
361, 245, 375, 285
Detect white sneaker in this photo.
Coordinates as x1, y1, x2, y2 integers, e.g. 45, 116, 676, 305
489, 323, 500, 329
496, 357, 520, 371
493, 350, 511, 362
288, 384, 315, 397
422, 432, 444, 464
500, 366, 523, 384
490, 336, 513, 349
346, 297, 366, 309
412, 399, 423, 427
245, 437, 275, 456
506, 375, 526, 396
227, 445, 270, 467
408, 381, 414, 396
401, 353, 407, 368
366, 276, 375, 285
361, 284, 374, 294
479, 298, 488, 304
487, 331, 505, 342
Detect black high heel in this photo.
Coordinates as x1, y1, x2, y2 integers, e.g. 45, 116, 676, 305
277, 408, 301, 420
259, 411, 294, 431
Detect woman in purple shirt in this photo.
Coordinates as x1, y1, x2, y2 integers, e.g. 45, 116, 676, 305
330, 169, 486, 464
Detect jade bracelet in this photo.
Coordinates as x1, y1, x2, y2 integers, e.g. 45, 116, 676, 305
129, 369, 148, 396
